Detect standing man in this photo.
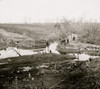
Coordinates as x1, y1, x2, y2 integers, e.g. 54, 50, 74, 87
45, 41, 50, 53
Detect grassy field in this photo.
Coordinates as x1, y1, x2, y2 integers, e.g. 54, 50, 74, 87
0, 21, 100, 49
0, 23, 60, 49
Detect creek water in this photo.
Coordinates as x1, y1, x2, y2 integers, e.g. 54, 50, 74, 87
0, 42, 60, 59
0, 42, 99, 61
0, 47, 38, 59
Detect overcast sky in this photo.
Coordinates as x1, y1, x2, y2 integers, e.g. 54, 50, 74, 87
0, 0, 100, 23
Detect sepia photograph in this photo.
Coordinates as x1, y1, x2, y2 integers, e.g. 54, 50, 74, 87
0, 0, 100, 89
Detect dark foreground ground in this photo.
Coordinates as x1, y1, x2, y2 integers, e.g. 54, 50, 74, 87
0, 53, 100, 89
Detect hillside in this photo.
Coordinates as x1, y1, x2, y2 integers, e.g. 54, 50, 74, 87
0, 22, 100, 49
0, 24, 57, 49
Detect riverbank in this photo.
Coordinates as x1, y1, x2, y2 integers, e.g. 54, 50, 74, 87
0, 53, 100, 89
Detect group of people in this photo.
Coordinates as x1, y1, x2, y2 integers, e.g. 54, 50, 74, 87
45, 35, 76, 53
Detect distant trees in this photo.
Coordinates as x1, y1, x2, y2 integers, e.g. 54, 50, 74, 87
53, 19, 73, 40
79, 22, 100, 44
56, 18, 100, 45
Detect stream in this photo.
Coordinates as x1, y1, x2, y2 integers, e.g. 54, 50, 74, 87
0, 42, 99, 61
